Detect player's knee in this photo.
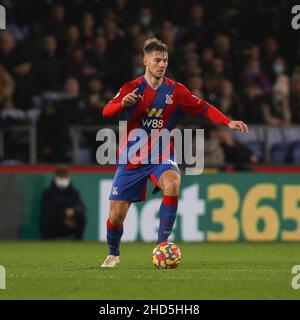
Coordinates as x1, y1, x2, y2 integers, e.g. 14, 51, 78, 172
163, 179, 180, 195
109, 201, 130, 225
109, 205, 125, 224
109, 211, 125, 225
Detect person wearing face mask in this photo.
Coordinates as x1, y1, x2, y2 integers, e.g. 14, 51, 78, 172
268, 57, 291, 125
39, 165, 86, 239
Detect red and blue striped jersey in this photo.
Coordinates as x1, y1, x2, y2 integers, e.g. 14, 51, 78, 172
103, 75, 230, 167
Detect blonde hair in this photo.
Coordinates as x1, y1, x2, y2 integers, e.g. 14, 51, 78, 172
143, 38, 168, 55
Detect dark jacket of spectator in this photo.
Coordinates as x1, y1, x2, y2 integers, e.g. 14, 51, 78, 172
37, 101, 71, 162
40, 180, 86, 239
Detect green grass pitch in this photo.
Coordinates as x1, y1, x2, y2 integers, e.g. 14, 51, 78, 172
0, 241, 300, 300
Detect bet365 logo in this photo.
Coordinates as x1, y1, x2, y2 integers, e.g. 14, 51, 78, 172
291, 265, 300, 289
292, 5, 300, 30
0, 5, 6, 29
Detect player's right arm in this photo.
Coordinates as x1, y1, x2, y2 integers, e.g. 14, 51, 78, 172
102, 84, 142, 118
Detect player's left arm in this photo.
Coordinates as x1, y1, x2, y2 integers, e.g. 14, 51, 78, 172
177, 83, 248, 133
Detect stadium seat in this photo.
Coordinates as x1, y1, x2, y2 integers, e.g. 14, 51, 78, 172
231, 126, 265, 159
281, 127, 300, 164
290, 141, 300, 164
270, 143, 289, 164
267, 127, 288, 164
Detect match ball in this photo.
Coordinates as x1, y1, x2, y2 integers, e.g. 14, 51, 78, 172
152, 241, 181, 269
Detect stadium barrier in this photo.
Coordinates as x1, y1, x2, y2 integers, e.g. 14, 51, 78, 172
1, 124, 300, 165
0, 166, 299, 241
0, 125, 37, 163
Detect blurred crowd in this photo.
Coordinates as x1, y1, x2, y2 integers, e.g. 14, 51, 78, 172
0, 0, 299, 165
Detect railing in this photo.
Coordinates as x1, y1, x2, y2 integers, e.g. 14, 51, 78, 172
0, 124, 300, 165
0, 125, 37, 164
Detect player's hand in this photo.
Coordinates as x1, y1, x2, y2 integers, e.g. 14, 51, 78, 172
227, 120, 248, 133
65, 208, 75, 218
121, 88, 143, 108
64, 218, 77, 229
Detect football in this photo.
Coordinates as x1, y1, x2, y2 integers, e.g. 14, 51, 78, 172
152, 241, 181, 269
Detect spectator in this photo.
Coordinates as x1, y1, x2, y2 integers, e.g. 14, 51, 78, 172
179, 52, 202, 81
160, 21, 177, 54
131, 33, 148, 56
244, 44, 261, 61
204, 58, 224, 96
58, 77, 85, 126
187, 75, 204, 95
80, 13, 96, 51
185, 3, 208, 46
19, 20, 44, 62
103, 19, 124, 56
103, 18, 128, 85
270, 55, 287, 83
113, 0, 131, 25
48, 4, 66, 28
214, 34, 233, 79
180, 38, 198, 61
213, 79, 244, 120
63, 25, 81, 56
83, 76, 106, 124
0, 64, 15, 109
125, 22, 142, 46
65, 46, 96, 84
268, 57, 291, 125
201, 47, 215, 72
204, 126, 225, 166
137, 5, 155, 36
0, 31, 17, 73
159, 20, 178, 77
290, 73, 300, 124
40, 165, 86, 239
262, 37, 280, 76
36, 35, 65, 92
12, 57, 38, 110
241, 80, 268, 124
132, 54, 144, 78
37, 100, 70, 162
87, 35, 116, 87
241, 58, 271, 94
44, 4, 67, 46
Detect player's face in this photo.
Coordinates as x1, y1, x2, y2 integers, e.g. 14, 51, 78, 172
144, 51, 168, 79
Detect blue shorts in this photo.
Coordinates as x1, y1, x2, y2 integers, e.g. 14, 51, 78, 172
109, 162, 180, 202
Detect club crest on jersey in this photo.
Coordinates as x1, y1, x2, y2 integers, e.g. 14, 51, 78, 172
111, 186, 118, 195
165, 94, 173, 104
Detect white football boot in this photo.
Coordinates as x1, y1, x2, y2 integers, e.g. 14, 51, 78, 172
101, 255, 120, 268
